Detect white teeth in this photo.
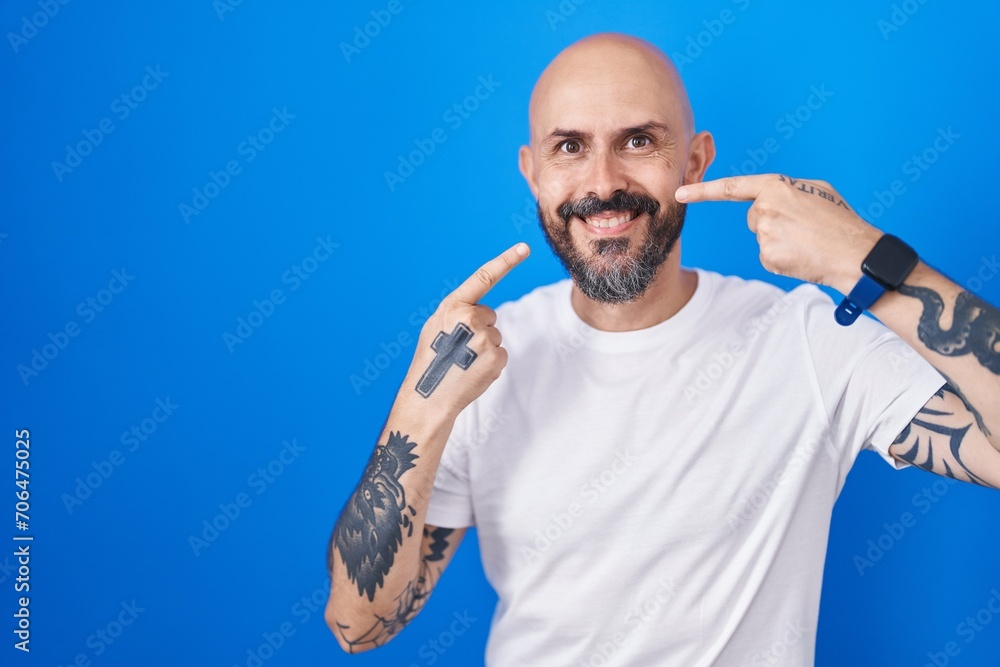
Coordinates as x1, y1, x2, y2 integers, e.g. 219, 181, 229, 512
584, 212, 634, 229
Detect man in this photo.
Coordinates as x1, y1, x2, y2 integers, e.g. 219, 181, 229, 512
325, 33, 1000, 665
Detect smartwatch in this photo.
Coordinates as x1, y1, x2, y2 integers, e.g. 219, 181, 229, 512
835, 234, 919, 326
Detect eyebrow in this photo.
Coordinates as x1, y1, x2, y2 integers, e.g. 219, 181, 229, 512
541, 121, 674, 145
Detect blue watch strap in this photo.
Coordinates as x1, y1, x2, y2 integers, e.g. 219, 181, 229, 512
835, 274, 886, 326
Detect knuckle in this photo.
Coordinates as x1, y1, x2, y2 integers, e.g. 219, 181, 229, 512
474, 268, 494, 289
723, 177, 740, 198
471, 306, 496, 328
439, 304, 463, 324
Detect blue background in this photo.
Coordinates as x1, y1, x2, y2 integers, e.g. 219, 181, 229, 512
4, 0, 1000, 665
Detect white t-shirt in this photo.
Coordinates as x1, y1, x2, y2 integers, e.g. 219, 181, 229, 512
424, 268, 945, 667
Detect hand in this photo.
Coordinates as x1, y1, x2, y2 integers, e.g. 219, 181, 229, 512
403, 242, 530, 417
675, 174, 883, 294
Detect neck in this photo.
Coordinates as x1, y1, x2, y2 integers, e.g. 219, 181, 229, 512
569, 247, 697, 332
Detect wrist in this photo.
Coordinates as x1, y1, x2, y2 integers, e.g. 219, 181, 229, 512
389, 388, 461, 443
395, 371, 464, 425
830, 228, 883, 296
834, 232, 920, 326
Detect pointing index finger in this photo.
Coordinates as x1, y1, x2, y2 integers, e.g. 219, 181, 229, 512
675, 175, 770, 203
450, 242, 531, 305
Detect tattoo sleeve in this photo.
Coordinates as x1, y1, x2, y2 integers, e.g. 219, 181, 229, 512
330, 431, 419, 601
891, 383, 999, 487
327, 431, 458, 651
897, 284, 1000, 376
331, 525, 456, 653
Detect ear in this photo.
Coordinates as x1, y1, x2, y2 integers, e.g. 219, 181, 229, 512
518, 145, 539, 198
682, 131, 716, 186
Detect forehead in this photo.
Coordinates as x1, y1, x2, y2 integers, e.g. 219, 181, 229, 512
536, 83, 673, 137
529, 47, 682, 141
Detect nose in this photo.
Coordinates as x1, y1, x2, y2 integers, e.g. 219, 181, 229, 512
583, 149, 629, 202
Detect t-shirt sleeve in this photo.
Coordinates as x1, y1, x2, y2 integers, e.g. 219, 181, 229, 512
799, 286, 947, 471
424, 403, 477, 528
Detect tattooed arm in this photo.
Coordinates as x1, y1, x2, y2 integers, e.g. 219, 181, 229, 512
328, 509, 467, 653
886, 382, 1000, 488
325, 243, 528, 652
324, 406, 466, 653
675, 175, 1000, 486
874, 270, 1000, 487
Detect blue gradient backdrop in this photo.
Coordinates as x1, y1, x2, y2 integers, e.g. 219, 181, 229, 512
4, 1, 999, 665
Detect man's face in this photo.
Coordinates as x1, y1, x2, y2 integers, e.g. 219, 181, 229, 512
522, 41, 694, 303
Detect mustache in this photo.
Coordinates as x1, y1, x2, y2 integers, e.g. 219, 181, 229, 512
557, 191, 660, 224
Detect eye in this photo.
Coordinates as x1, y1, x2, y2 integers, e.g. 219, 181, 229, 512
559, 140, 582, 154
629, 135, 651, 149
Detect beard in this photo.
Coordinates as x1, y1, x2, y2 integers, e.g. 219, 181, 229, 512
537, 190, 686, 304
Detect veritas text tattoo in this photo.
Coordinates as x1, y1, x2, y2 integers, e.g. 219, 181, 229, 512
778, 174, 851, 209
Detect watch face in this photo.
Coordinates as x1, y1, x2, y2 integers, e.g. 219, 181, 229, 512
863, 234, 919, 288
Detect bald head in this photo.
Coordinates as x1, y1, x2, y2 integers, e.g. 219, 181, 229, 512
517, 32, 715, 307
528, 33, 695, 146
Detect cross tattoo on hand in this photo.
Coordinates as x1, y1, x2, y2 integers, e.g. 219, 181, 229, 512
414, 323, 478, 398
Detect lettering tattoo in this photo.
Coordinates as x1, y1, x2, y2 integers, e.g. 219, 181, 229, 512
330, 431, 419, 601
892, 384, 988, 486
415, 322, 478, 397
333, 526, 456, 653
778, 174, 851, 209
897, 284, 1000, 376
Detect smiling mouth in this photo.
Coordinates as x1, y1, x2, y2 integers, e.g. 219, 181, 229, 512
578, 209, 641, 230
